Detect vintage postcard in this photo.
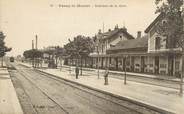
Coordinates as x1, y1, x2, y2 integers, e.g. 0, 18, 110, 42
0, 0, 183, 114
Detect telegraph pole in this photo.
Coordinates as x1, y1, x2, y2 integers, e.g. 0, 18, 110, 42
180, 2, 184, 95
32, 40, 34, 67
124, 56, 127, 85
35, 35, 38, 67
36, 35, 37, 67
35, 35, 38, 50
32, 40, 34, 49
97, 45, 99, 79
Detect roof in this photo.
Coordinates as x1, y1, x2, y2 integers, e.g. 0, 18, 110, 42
99, 27, 135, 40
89, 52, 148, 57
108, 35, 148, 51
144, 13, 164, 33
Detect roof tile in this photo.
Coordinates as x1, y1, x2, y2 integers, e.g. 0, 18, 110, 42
108, 35, 148, 51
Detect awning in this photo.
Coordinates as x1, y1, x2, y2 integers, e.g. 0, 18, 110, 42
89, 52, 147, 58
89, 52, 183, 58
89, 54, 110, 57
147, 49, 183, 56
108, 53, 147, 57
62, 55, 71, 59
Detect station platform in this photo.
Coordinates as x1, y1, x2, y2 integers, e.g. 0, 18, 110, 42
61, 65, 181, 82
0, 63, 23, 114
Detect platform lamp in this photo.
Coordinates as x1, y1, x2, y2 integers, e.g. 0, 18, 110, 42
180, 2, 184, 95
97, 42, 100, 79
124, 55, 128, 85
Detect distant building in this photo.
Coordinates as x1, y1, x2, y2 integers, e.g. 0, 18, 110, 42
89, 25, 135, 69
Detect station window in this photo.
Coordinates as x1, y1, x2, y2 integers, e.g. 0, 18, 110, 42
160, 64, 167, 68
149, 64, 153, 67
155, 37, 161, 50
175, 62, 180, 70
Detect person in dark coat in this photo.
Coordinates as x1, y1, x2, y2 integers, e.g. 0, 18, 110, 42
104, 68, 109, 85
75, 66, 79, 79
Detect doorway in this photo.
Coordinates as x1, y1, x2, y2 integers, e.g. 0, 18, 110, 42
155, 56, 159, 74
141, 56, 145, 73
123, 58, 126, 71
115, 58, 118, 70
168, 56, 174, 76
131, 56, 134, 71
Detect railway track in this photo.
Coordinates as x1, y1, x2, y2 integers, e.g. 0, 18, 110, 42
7, 62, 173, 114
15, 66, 139, 114
18, 69, 69, 114
7, 63, 69, 114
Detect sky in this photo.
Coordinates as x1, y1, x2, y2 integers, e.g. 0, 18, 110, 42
0, 0, 158, 56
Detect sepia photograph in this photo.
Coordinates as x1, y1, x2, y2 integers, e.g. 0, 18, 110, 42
0, 0, 184, 114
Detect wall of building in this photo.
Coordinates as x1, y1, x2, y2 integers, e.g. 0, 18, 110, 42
148, 32, 167, 52
92, 58, 96, 68
134, 56, 141, 72
174, 56, 181, 76
159, 56, 168, 75
102, 57, 106, 68
147, 56, 155, 73
144, 57, 149, 73
109, 33, 126, 47
110, 58, 116, 69
117, 57, 123, 70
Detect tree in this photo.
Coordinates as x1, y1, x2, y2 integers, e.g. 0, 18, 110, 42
42, 46, 64, 68
64, 35, 95, 75
23, 49, 42, 59
42, 47, 55, 61
0, 32, 11, 67
154, 0, 184, 95
54, 46, 64, 67
23, 49, 43, 67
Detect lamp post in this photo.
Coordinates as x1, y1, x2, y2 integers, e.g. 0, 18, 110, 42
124, 56, 127, 85
35, 35, 38, 67
32, 40, 34, 67
96, 43, 100, 79
180, 2, 184, 95
69, 57, 71, 74
180, 57, 183, 95
97, 48, 100, 79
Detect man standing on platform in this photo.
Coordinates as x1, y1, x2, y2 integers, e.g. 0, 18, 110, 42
75, 65, 79, 79
104, 68, 109, 85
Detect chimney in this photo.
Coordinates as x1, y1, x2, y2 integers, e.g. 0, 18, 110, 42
114, 24, 119, 30
32, 40, 34, 49
122, 26, 127, 32
137, 31, 141, 38
35, 35, 38, 49
98, 29, 102, 34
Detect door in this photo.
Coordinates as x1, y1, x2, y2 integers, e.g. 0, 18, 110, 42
168, 56, 174, 76
115, 58, 118, 70
155, 56, 159, 74
141, 56, 145, 73
123, 58, 126, 71
131, 56, 134, 71
101, 57, 104, 68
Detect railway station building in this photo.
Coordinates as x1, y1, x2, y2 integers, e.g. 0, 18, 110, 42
65, 14, 184, 77
105, 14, 183, 77
89, 25, 135, 69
